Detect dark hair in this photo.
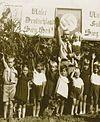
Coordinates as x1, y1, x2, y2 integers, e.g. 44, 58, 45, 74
60, 65, 68, 72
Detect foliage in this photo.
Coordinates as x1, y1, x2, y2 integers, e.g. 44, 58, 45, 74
0, 8, 59, 69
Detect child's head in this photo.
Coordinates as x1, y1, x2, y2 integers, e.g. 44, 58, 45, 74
50, 60, 58, 72
22, 65, 28, 76
35, 62, 43, 73
60, 65, 68, 77
74, 68, 80, 78
93, 65, 99, 74
7, 57, 15, 68
84, 59, 90, 70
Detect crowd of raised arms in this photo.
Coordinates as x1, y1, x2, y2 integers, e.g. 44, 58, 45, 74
0, 26, 100, 120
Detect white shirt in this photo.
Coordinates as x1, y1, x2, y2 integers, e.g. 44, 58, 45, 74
32, 69, 46, 85
3, 66, 18, 85
56, 75, 69, 98
91, 73, 100, 85
73, 77, 84, 89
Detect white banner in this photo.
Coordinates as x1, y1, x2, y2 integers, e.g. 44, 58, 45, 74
20, 6, 55, 37
83, 9, 100, 40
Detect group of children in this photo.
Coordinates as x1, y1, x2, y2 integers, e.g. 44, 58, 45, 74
0, 28, 100, 120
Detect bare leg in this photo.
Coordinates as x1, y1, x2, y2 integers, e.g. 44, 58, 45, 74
36, 101, 40, 117
22, 104, 26, 118
71, 98, 76, 115
56, 101, 60, 115
33, 99, 36, 117
9, 101, 13, 118
79, 101, 83, 114
60, 100, 65, 116
75, 100, 79, 115
95, 104, 98, 114
18, 105, 22, 119
83, 95, 87, 114
90, 96, 94, 114
4, 102, 9, 119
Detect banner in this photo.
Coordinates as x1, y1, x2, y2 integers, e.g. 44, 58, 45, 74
20, 6, 55, 37
55, 8, 82, 34
83, 9, 100, 40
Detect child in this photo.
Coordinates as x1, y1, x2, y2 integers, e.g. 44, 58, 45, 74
15, 65, 30, 119
31, 62, 46, 117
90, 53, 100, 114
71, 32, 82, 67
40, 60, 59, 115
2, 54, 18, 119
81, 59, 90, 114
55, 64, 69, 116
71, 68, 84, 115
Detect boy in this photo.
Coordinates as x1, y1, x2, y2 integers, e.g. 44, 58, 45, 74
71, 68, 84, 115
2, 54, 18, 119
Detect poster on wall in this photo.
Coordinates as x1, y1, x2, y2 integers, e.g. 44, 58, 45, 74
20, 5, 55, 37
82, 9, 100, 40
55, 8, 82, 34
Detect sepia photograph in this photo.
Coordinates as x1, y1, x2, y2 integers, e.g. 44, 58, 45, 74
0, 0, 100, 122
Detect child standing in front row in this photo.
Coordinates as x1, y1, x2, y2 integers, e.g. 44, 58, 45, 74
2, 54, 18, 119
55, 64, 69, 116
71, 68, 84, 115
31, 62, 46, 117
15, 65, 30, 119
90, 53, 100, 114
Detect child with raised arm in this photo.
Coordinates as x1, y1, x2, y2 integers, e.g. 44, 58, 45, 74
71, 68, 84, 115
31, 62, 46, 117
15, 65, 30, 119
55, 62, 69, 116
2, 54, 18, 119
90, 53, 100, 114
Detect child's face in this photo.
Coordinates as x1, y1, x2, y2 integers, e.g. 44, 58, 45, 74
61, 68, 67, 76
93, 66, 99, 73
84, 64, 89, 70
7, 58, 14, 68
36, 64, 43, 73
74, 69, 80, 78
23, 67, 28, 75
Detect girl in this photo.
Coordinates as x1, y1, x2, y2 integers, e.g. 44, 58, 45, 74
81, 59, 90, 114
71, 68, 84, 115
31, 62, 46, 117
15, 65, 30, 119
71, 32, 82, 67
40, 60, 59, 116
90, 53, 100, 114
55, 64, 69, 116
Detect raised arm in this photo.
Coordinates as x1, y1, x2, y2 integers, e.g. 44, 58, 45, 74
91, 53, 96, 74
2, 53, 8, 68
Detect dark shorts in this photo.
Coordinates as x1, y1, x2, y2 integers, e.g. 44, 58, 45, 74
31, 83, 43, 101
71, 86, 82, 100
90, 84, 100, 104
83, 84, 90, 95
56, 93, 66, 102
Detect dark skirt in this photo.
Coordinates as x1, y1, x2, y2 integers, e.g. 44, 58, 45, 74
15, 75, 29, 103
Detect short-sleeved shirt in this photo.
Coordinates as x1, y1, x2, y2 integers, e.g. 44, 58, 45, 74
72, 77, 84, 89
56, 75, 69, 99
32, 69, 46, 85
91, 73, 100, 86
3, 66, 18, 85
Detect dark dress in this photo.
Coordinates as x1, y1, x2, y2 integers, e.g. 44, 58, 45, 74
15, 74, 30, 103
44, 70, 59, 98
